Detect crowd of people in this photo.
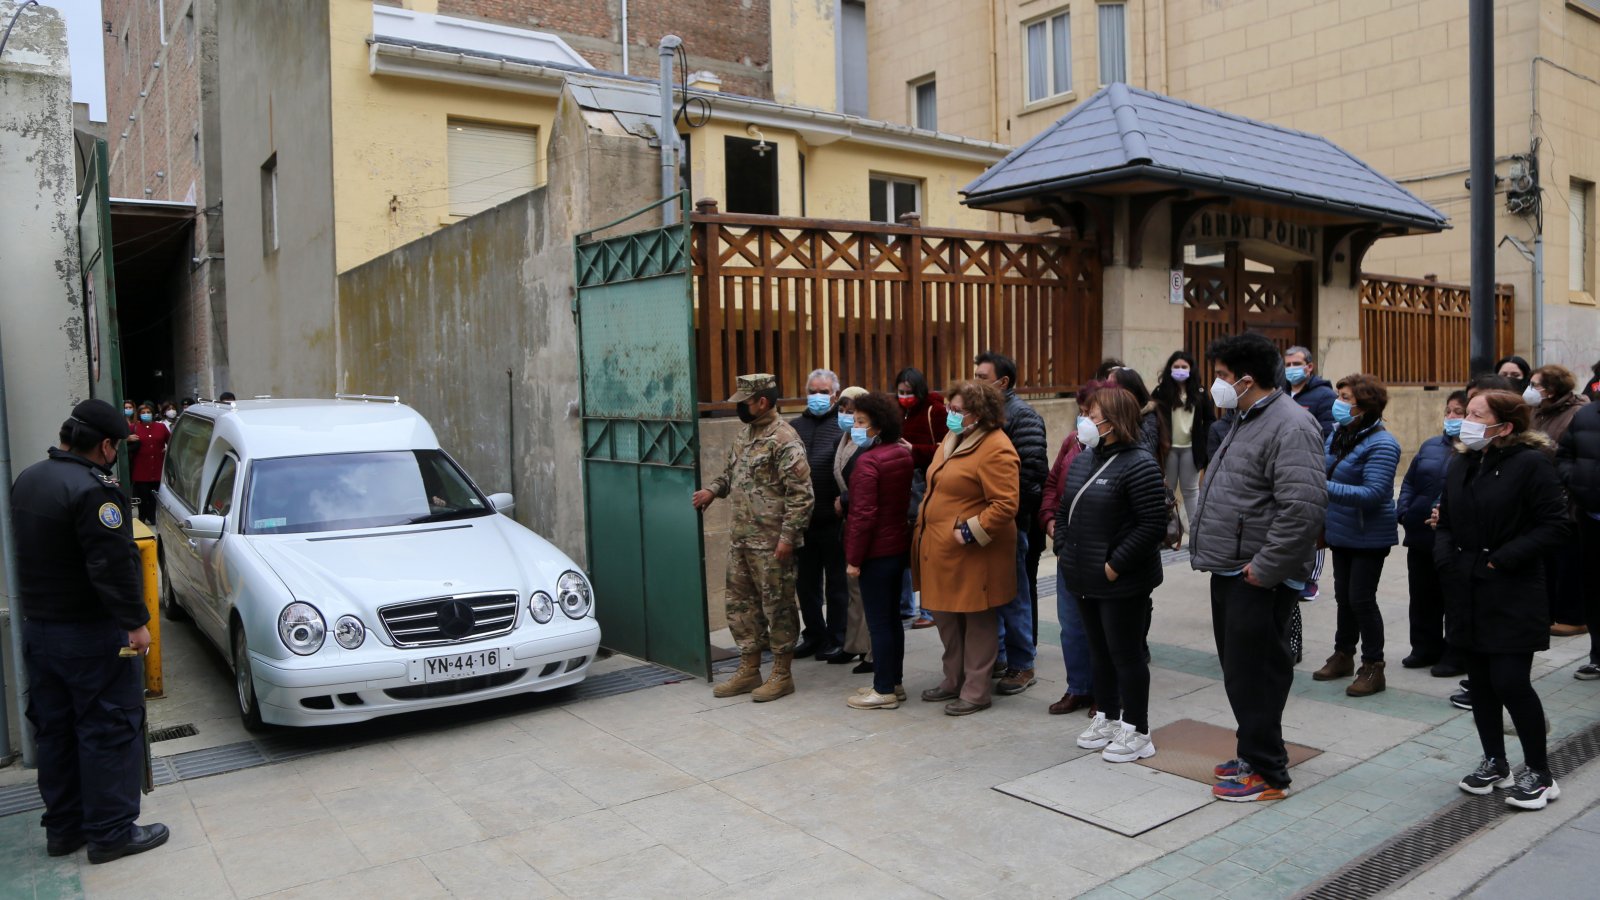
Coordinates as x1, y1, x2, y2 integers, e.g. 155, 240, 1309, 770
701, 338, 1600, 812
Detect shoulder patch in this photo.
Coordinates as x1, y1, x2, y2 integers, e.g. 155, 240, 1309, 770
97, 502, 124, 529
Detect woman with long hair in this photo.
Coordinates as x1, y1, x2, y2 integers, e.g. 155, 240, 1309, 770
1152, 350, 1215, 527
895, 366, 948, 629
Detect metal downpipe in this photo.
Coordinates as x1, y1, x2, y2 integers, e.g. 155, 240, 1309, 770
659, 36, 682, 226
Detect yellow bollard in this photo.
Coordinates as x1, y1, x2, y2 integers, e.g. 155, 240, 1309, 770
132, 519, 163, 698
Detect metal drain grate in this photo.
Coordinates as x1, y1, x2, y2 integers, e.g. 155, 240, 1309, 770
1300, 719, 1600, 900
148, 723, 199, 743
0, 660, 686, 821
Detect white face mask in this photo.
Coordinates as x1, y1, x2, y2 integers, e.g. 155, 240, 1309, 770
164, 409, 177, 420
1522, 385, 1543, 407
1076, 415, 1102, 450
1458, 420, 1498, 450
1210, 375, 1249, 410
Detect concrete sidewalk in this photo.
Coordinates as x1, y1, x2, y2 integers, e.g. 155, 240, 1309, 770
3, 553, 1598, 899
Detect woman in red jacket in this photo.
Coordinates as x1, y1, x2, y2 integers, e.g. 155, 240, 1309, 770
844, 392, 916, 710
128, 400, 170, 524
895, 367, 947, 627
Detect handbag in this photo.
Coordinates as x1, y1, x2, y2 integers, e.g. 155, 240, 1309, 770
1162, 486, 1184, 551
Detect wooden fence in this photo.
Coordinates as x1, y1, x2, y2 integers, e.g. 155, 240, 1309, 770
1359, 274, 1515, 386
690, 205, 1102, 409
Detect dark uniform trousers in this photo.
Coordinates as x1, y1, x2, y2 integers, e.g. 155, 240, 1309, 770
24, 618, 144, 847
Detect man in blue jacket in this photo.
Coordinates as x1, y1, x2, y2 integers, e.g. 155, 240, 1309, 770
1284, 346, 1336, 602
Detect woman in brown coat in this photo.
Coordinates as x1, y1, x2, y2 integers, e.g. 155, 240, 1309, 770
912, 380, 1020, 715
1529, 365, 1590, 634
1530, 365, 1589, 448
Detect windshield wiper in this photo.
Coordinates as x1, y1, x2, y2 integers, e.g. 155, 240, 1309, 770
407, 508, 490, 525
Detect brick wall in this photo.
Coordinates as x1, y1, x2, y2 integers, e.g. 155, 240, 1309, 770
103, 0, 206, 205
435, 0, 772, 97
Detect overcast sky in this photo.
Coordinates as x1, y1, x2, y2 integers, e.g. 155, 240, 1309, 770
52, 0, 106, 122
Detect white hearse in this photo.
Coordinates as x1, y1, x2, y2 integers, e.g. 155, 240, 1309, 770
156, 396, 600, 729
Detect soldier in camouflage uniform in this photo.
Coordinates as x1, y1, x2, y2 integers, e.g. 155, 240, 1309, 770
693, 374, 815, 701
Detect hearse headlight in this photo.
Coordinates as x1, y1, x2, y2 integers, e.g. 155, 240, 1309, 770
529, 591, 555, 624
558, 570, 592, 619
333, 615, 365, 650
278, 602, 326, 655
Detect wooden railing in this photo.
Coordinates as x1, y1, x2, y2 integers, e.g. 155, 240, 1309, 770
1359, 274, 1515, 386
690, 203, 1102, 409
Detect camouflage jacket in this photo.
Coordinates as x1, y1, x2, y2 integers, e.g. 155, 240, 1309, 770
707, 412, 815, 549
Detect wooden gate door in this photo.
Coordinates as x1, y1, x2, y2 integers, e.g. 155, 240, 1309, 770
1183, 244, 1311, 375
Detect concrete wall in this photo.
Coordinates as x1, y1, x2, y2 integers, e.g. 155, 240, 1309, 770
336, 88, 661, 566
217, 0, 338, 398
0, 0, 92, 446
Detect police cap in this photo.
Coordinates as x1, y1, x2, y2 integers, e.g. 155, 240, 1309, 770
69, 399, 131, 441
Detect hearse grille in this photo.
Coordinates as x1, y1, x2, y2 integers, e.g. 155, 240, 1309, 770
378, 592, 519, 648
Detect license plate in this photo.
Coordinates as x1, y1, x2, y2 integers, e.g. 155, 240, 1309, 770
409, 648, 513, 683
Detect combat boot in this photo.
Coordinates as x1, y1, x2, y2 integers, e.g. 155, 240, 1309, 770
1312, 650, 1354, 681
713, 652, 764, 698
752, 651, 796, 702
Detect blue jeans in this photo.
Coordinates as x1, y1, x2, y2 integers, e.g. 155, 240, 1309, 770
996, 531, 1036, 672
1056, 562, 1095, 695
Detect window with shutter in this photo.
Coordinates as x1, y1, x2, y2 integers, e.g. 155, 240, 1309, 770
447, 120, 539, 218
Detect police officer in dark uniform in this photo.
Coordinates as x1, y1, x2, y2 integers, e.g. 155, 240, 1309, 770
13, 399, 169, 863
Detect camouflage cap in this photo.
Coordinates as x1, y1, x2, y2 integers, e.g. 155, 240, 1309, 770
727, 373, 778, 403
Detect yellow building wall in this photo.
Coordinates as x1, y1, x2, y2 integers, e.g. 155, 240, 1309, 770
801, 140, 990, 228
864, 0, 995, 141
770, 0, 839, 111
327, 0, 558, 273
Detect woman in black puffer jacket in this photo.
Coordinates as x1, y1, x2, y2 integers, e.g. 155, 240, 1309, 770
1437, 390, 1569, 810
1054, 384, 1168, 764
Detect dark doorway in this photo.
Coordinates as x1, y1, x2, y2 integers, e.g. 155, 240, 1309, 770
724, 137, 778, 215
109, 200, 195, 406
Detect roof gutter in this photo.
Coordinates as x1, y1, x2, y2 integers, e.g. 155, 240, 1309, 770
369, 40, 1012, 165
963, 164, 1451, 233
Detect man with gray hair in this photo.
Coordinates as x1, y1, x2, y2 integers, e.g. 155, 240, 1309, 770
791, 368, 848, 659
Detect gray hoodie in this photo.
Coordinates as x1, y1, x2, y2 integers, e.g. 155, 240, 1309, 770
1190, 390, 1329, 588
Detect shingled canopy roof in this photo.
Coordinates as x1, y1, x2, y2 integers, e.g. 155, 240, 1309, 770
962, 83, 1448, 235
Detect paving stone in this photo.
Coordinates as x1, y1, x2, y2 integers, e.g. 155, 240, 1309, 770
1189, 860, 1255, 891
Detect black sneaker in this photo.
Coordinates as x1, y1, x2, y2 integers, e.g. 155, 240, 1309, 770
1450, 681, 1472, 711
1576, 663, 1600, 681
1458, 756, 1512, 795
1505, 768, 1561, 810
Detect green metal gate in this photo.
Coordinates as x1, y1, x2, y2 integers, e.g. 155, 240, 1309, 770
575, 195, 710, 679
77, 138, 129, 485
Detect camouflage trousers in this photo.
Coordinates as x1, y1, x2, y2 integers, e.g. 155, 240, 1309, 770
725, 545, 800, 655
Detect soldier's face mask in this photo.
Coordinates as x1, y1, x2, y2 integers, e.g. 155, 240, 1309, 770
736, 401, 757, 424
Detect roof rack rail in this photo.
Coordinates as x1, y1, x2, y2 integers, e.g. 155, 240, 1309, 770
252, 394, 274, 400
334, 393, 401, 404
192, 396, 236, 408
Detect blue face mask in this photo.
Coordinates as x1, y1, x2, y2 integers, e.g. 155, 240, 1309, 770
139, 413, 153, 423
837, 411, 854, 431
1332, 398, 1355, 425
946, 410, 967, 435
807, 393, 832, 415
850, 426, 875, 449
1444, 417, 1463, 437
1285, 365, 1308, 385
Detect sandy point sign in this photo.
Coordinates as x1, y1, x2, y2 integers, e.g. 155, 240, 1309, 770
1183, 212, 1319, 257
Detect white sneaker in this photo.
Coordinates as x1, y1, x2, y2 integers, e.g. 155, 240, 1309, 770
1101, 723, 1156, 763
1076, 712, 1118, 749
847, 689, 900, 710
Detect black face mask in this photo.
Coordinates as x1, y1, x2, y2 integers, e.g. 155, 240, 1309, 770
736, 402, 757, 424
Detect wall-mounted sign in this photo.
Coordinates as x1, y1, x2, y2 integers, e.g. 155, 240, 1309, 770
1169, 269, 1185, 305
1182, 212, 1318, 257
